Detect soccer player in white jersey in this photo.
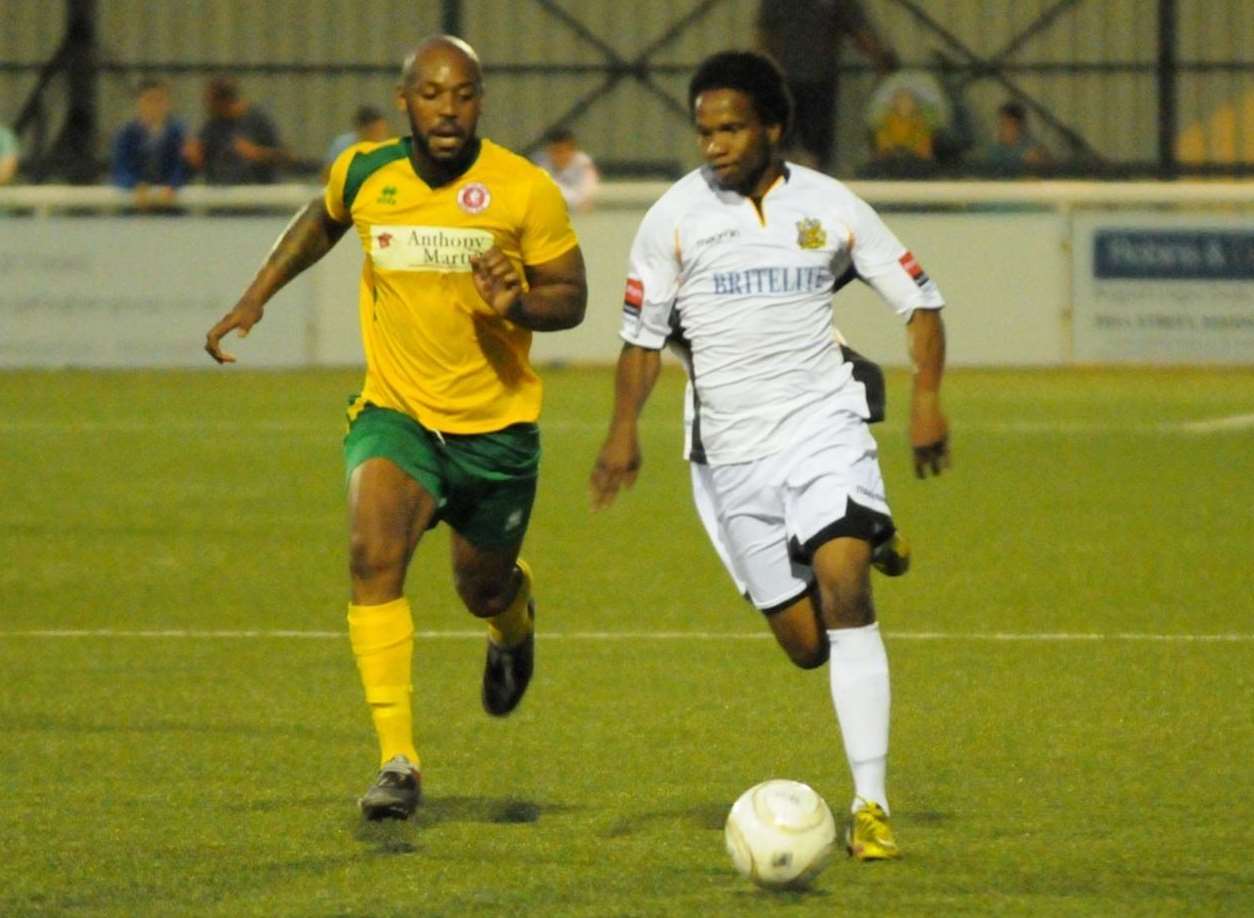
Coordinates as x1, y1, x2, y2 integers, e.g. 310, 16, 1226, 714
589, 50, 949, 861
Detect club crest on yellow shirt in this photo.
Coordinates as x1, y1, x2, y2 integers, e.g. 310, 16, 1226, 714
458, 182, 491, 214
796, 218, 826, 250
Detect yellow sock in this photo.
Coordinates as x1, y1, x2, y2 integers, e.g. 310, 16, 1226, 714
347, 597, 420, 769
487, 559, 534, 648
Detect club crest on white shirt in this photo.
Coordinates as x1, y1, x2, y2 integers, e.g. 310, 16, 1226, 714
796, 217, 827, 250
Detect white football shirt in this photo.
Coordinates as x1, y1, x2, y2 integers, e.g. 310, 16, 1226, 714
620, 163, 944, 465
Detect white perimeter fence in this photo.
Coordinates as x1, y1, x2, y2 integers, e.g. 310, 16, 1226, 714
2, 181, 1253, 368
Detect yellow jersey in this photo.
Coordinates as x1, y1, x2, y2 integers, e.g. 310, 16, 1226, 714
325, 137, 578, 433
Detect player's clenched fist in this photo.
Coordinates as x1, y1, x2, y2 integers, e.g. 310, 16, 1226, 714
470, 246, 524, 317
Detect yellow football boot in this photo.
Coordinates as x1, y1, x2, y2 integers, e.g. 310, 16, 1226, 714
846, 801, 901, 861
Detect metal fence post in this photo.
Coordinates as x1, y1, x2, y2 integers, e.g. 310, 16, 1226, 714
442, 0, 463, 36
1157, 0, 1179, 178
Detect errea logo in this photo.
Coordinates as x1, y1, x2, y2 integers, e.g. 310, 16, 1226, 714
377, 185, 398, 206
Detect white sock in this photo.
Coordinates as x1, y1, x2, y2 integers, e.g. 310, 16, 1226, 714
827, 622, 891, 815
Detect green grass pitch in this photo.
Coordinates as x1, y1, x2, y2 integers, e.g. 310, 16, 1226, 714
1, 365, 1252, 916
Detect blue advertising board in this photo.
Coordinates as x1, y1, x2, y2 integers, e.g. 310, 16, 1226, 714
1094, 230, 1254, 280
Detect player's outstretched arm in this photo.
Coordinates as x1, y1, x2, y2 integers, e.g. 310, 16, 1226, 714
470, 245, 587, 331
907, 308, 949, 478
590, 343, 661, 510
205, 196, 350, 364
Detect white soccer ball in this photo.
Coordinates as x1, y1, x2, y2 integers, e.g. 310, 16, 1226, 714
724, 779, 838, 889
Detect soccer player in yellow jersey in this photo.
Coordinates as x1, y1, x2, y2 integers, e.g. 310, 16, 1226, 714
205, 35, 587, 820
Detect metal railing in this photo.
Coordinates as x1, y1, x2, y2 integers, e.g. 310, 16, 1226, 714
4, 180, 1253, 218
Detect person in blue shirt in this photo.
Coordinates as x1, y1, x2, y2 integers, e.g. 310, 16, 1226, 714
111, 79, 187, 210
320, 105, 391, 181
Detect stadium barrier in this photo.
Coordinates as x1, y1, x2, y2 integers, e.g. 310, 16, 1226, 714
2, 182, 1252, 368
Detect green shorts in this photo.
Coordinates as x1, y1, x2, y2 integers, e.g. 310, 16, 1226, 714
344, 404, 541, 548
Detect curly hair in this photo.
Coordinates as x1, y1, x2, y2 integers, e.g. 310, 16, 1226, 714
688, 50, 794, 138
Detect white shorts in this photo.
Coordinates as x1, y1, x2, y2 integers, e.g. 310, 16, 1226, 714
690, 412, 894, 612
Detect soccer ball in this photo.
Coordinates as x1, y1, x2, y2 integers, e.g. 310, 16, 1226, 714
724, 779, 838, 889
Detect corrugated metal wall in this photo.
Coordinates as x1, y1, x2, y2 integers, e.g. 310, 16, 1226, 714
1177, 0, 1254, 163
464, 0, 762, 173
1, 0, 1250, 176
1, 0, 443, 170
0, 0, 64, 131
94, 0, 441, 168
857, 0, 1163, 165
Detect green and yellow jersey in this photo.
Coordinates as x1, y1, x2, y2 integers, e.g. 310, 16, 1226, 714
325, 137, 578, 434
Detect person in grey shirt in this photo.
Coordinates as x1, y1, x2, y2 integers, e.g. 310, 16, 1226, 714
184, 76, 287, 184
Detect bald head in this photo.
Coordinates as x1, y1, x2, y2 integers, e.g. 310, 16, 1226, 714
402, 35, 482, 89
397, 34, 485, 173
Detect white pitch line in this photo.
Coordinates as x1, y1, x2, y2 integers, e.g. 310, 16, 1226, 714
0, 420, 327, 433
1168, 412, 1254, 434
2, 417, 1251, 436
1, 629, 1251, 642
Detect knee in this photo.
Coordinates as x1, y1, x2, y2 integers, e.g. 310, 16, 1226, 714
789, 645, 830, 670
454, 569, 514, 619
812, 538, 876, 627
349, 532, 407, 585
821, 585, 875, 629
779, 635, 830, 670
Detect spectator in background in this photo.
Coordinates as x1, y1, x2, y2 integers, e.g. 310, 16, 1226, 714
872, 84, 935, 163
531, 127, 599, 211
322, 105, 392, 180
984, 101, 1050, 175
755, 0, 899, 173
184, 76, 286, 184
0, 121, 19, 185
862, 70, 948, 177
111, 79, 188, 210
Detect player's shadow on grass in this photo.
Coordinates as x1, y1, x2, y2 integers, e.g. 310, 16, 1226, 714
730, 886, 833, 905
414, 795, 582, 827
353, 795, 582, 854
354, 820, 421, 855
598, 800, 727, 838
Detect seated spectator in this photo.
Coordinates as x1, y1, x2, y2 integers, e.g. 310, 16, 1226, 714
322, 105, 391, 180
531, 127, 599, 211
111, 79, 188, 210
0, 121, 18, 185
184, 76, 287, 184
875, 87, 935, 160
864, 70, 948, 177
984, 101, 1051, 175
